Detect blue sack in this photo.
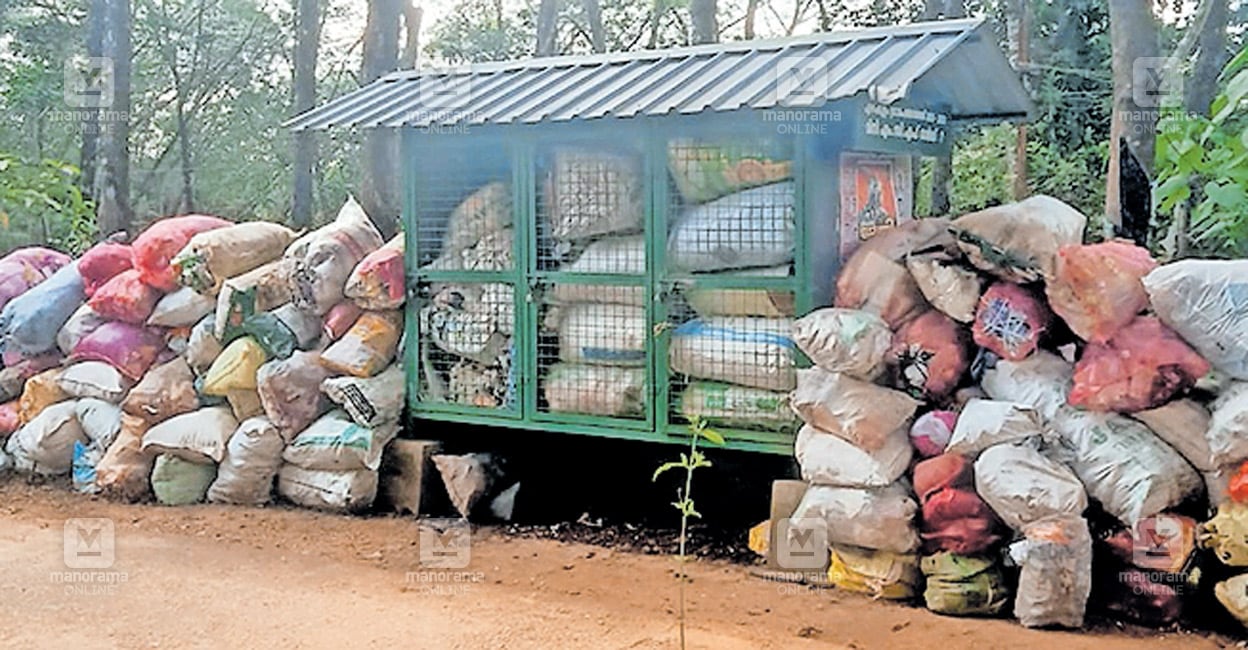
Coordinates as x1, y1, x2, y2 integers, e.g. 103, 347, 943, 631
0, 262, 86, 358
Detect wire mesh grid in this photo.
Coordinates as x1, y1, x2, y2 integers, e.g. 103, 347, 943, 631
413, 143, 514, 272
415, 279, 517, 410
533, 143, 649, 422
411, 140, 516, 412
663, 136, 800, 435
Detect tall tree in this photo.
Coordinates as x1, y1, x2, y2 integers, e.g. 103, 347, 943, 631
292, 0, 321, 227
537, 0, 558, 55
1184, 0, 1229, 116
82, 0, 105, 197
1105, 0, 1158, 233
96, 0, 131, 236
691, 0, 716, 44
583, 0, 605, 53
360, 0, 403, 237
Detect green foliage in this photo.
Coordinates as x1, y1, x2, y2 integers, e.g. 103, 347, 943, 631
1155, 46, 1248, 257
652, 415, 723, 650
0, 153, 97, 255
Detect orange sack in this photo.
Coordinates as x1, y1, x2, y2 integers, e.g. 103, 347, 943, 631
131, 215, 231, 291
1068, 316, 1210, 412
1046, 241, 1157, 344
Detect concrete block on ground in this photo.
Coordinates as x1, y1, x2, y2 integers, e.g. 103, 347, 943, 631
379, 439, 443, 516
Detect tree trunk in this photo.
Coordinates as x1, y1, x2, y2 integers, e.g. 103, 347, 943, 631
1185, 0, 1229, 116
583, 0, 605, 52
925, 0, 962, 212
536, 0, 559, 56
82, 0, 106, 196
744, 0, 758, 38
360, 0, 403, 238
292, 0, 320, 227
1105, 0, 1159, 231
96, 0, 131, 237
1009, 0, 1028, 200
400, 2, 423, 68
691, 0, 716, 44
176, 103, 193, 213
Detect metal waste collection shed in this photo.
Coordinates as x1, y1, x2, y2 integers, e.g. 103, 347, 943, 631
289, 18, 1031, 454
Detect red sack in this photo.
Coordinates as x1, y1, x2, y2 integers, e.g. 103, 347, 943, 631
0, 400, 18, 439
0, 247, 71, 311
922, 487, 998, 523
78, 242, 133, 298
913, 453, 973, 501
972, 283, 1052, 361
910, 410, 957, 458
1231, 462, 1248, 504
888, 310, 970, 398
345, 236, 404, 311
1068, 316, 1211, 412
70, 321, 165, 381
131, 215, 231, 291
1046, 241, 1157, 344
921, 516, 1005, 555
89, 269, 162, 324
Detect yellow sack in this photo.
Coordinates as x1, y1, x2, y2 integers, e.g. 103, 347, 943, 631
828, 545, 920, 600
1200, 503, 1248, 567
1215, 574, 1248, 628
748, 520, 770, 556
202, 337, 267, 396
18, 368, 70, 426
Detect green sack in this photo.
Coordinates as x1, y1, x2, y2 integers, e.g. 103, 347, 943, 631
920, 553, 1011, 616
241, 312, 298, 360
150, 453, 217, 506
678, 381, 798, 432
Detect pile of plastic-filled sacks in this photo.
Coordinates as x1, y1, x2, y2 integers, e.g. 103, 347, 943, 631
787, 194, 1248, 631
0, 198, 406, 513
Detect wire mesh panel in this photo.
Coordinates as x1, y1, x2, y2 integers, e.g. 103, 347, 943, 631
665, 137, 795, 279
531, 143, 651, 425
414, 279, 517, 410
662, 136, 800, 438
410, 138, 518, 415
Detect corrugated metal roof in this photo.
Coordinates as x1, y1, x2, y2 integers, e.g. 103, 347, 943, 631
288, 18, 1030, 131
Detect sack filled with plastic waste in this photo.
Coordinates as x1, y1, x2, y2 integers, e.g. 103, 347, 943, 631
173, 221, 296, 295
950, 195, 1086, 283
888, 310, 970, 398
1068, 316, 1210, 412
791, 308, 891, 380
288, 197, 384, 315
207, 417, 285, 506
70, 321, 165, 381
1010, 514, 1093, 629
345, 234, 405, 311
972, 283, 1052, 361
0, 247, 71, 310
790, 367, 919, 452
77, 242, 132, 298
1143, 259, 1248, 379
132, 215, 231, 291
1046, 241, 1156, 343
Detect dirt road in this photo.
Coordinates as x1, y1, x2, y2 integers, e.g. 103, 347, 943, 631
0, 478, 1230, 649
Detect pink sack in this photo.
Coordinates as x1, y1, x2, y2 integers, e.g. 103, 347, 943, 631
972, 283, 1052, 361
89, 269, 163, 324
131, 215, 231, 291
77, 242, 133, 298
323, 302, 363, 342
1046, 241, 1156, 344
0, 400, 17, 438
70, 322, 166, 381
910, 410, 957, 458
1069, 316, 1210, 412
345, 236, 405, 311
0, 247, 71, 312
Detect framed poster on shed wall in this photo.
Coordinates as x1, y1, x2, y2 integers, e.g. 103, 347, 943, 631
838, 152, 914, 262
